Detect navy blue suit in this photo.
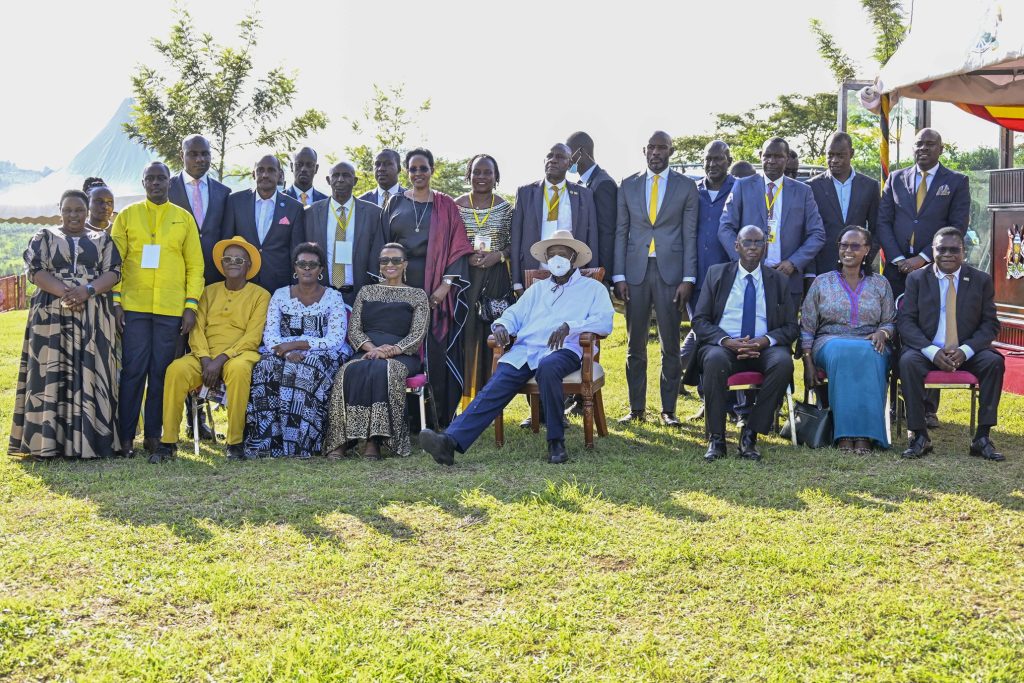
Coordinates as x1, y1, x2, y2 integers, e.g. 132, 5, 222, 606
224, 190, 306, 293
695, 175, 735, 299
168, 173, 231, 285
877, 163, 970, 297
718, 174, 826, 297
580, 165, 618, 284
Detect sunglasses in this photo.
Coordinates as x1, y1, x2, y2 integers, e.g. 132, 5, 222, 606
379, 257, 406, 265
739, 239, 766, 248
838, 243, 867, 252
407, 165, 431, 174
934, 246, 962, 255
220, 256, 248, 266
295, 260, 322, 270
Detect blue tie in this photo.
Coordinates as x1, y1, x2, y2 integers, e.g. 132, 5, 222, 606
741, 274, 756, 338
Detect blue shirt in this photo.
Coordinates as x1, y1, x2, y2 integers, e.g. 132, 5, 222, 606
831, 170, 855, 223
492, 269, 614, 369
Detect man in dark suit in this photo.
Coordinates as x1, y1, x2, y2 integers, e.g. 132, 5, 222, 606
284, 147, 328, 207
806, 132, 880, 277
509, 143, 599, 291
877, 128, 970, 299
567, 131, 617, 285
305, 161, 383, 306
719, 137, 826, 312
897, 228, 1004, 461
358, 149, 406, 207
687, 225, 798, 461
613, 131, 698, 426
224, 154, 306, 293
168, 134, 231, 285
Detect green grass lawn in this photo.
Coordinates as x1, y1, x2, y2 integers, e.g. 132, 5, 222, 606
1, 308, 1022, 681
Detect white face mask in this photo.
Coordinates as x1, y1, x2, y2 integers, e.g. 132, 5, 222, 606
547, 255, 572, 277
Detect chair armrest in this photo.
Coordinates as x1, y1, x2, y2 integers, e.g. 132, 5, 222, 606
487, 334, 515, 374
578, 333, 606, 347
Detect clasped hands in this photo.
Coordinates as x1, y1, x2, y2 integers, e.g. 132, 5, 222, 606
199, 354, 228, 388
59, 283, 90, 311
932, 346, 967, 372
272, 340, 309, 362
897, 256, 928, 275
363, 343, 403, 360
722, 335, 767, 359
492, 322, 570, 350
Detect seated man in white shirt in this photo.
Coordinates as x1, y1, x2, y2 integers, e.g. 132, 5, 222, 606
420, 230, 614, 466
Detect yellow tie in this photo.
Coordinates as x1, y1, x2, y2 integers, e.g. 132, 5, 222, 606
944, 274, 958, 350
648, 175, 660, 253
916, 170, 928, 212
547, 185, 560, 221
331, 205, 348, 289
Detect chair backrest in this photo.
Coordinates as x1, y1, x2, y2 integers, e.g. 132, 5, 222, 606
524, 267, 605, 290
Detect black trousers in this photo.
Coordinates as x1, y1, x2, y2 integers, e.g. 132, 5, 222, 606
119, 312, 182, 444
700, 344, 793, 436
898, 348, 1004, 432
625, 257, 682, 413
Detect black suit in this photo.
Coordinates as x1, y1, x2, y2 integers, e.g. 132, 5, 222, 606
806, 171, 880, 275
897, 264, 1003, 431
285, 186, 328, 206
687, 262, 799, 436
580, 165, 617, 284
359, 186, 407, 208
168, 173, 231, 284
224, 190, 306, 293
510, 180, 599, 287
304, 197, 384, 305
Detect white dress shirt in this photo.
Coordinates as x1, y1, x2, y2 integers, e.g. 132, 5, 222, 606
761, 173, 784, 266
717, 263, 775, 345
375, 183, 402, 207
541, 180, 572, 241
254, 191, 277, 244
327, 196, 356, 285
492, 269, 614, 369
185, 173, 209, 223
922, 265, 975, 362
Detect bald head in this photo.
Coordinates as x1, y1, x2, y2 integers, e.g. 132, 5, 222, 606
181, 135, 212, 180
645, 131, 674, 174
291, 146, 319, 192
703, 140, 732, 187
328, 161, 357, 203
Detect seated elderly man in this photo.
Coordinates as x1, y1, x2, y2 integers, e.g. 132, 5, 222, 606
686, 225, 799, 462
154, 237, 271, 462
420, 230, 614, 465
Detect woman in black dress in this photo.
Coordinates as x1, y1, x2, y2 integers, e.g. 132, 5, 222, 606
380, 148, 473, 427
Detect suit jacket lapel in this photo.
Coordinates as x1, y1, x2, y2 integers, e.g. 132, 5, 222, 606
657, 171, 680, 226
824, 174, 844, 222
763, 267, 778, 319
925, 269, 941, 336
902, 167, 916, 208
778, 178, 794, 232
716, 263, 738, 318
955, 266, 971, 337
755, 177, 769, 226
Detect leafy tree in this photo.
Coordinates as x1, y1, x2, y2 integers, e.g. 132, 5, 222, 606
342, 84, 469, 198
124, 5, 328, 179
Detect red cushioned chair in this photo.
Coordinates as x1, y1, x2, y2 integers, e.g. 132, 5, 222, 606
405, 373, 434, 431
894, 369, 980, 437
727, 370, 798, 446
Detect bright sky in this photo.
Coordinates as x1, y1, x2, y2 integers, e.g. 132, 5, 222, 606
0, 0, 997, 188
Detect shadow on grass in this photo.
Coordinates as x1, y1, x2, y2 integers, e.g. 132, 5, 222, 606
14, 405, 1024, 546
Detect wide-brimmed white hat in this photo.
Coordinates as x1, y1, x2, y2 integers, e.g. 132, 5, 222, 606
529, 230, 592, 266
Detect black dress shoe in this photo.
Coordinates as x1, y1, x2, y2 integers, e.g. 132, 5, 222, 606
901, 434, 933, 459
420, 428, 456, 466
704, 435, 726, 462
660, 412, 682, 428
143, 437, 162, 453
737, 427, 761, 461
547, 439, 569, 464
225, 444, 245, 460
617, 410, 645, 424
925, 412, 940, 429
969, 436, 1005, 461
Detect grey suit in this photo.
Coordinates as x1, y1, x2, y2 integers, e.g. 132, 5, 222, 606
614, 169, 699, 413
304, 197, 384, 305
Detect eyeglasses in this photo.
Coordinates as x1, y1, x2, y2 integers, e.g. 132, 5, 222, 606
739, 239, 766, 248
408, 165, 431, 173
838, 242, 867, 252
934, 246, 963, 255
294, 260, 322, 270
379, 256, 406, 265
220, 256, 248, 266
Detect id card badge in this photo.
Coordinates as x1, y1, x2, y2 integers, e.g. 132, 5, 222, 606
766, 218, 778, 244
335, 241, 353, 265
475, 235, 492, 252
141, 244, 161, 269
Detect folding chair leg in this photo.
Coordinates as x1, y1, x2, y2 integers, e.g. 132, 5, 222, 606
418, 390, 427, 432
193, 399, 201, 456
205, 401, 217, 444
970, 387, 977, 436
895, 380, 903, 437
786, 386, 797, 446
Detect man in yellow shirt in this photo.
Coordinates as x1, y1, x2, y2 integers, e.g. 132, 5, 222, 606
111, 161, 205, 456
153, 237, 270, 462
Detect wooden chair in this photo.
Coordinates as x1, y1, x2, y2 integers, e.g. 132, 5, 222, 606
487, 267, 609, 449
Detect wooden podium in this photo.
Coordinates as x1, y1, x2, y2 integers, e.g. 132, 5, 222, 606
989, 169, 1024, 351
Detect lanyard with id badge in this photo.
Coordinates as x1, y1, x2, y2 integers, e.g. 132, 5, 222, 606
764, 180, 782, 244
142, 206, 163, 269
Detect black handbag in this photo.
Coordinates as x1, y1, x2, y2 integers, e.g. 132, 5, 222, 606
781, 389, 833, 448
476, 265, 515, 323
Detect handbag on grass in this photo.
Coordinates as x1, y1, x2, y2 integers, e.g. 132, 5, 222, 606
476, 265, 515, 323
781, 389, 833, 448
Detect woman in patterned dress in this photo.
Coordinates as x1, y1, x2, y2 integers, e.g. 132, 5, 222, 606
455, 154, 513, 402
801, 227, 895, 453
323, 243, 429, 458
244, 242, 351, 459
9, 190, 122, 460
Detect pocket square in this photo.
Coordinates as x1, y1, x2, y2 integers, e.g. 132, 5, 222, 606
936, 184, 950, 196
278, 216, 291, 225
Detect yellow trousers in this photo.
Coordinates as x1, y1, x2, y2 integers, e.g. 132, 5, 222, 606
161, 352, 260, 445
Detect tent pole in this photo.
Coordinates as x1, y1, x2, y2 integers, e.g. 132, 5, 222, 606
999, 125, 1014, 169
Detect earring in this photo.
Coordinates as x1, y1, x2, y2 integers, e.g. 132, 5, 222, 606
293, 273, 298, 281
402, 270, 407, 283
318, 273, 323, 281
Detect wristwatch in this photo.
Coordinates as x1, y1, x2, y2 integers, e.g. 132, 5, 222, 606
86, 284, 96, 297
